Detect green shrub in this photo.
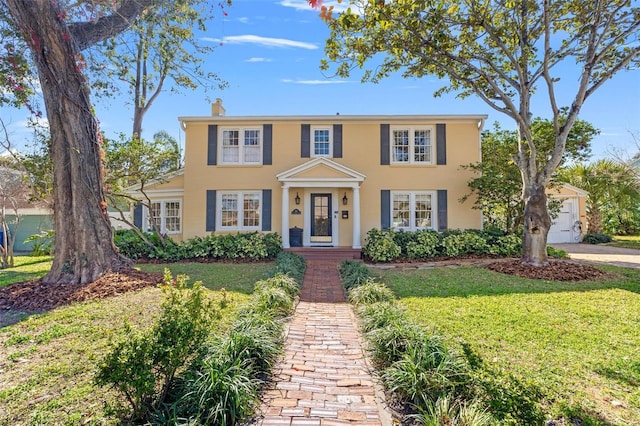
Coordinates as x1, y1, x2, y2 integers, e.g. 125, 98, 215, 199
442, 231, 489, 256
392, 229, 419, 256
348, 279, 396, 306
95, 269, 218, 422
406, 230, 441, 259
546, 245, 568, 259
267, 251, 306, 283
254, 273, 300, 299
582, 232, 612, 244
263, 232, 283, 258
339, 259, 375, 290
366, 320, 424, 368
383, 336, 470, 406
414, 395, 495, 426
363, 229, 401, 262
183, 352, 260, 425
24, 229, 54, 256
488, 234, 522, 257
358, 301, 407, 333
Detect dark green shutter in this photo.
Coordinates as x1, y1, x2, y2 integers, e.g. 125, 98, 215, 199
133, 203, 143, 228
301, 124, 310, 158
206, 190, 216, 232
262, 189, 272, 231
380, 124, 390, 165
437, 189, 448, 230
381, 190, 391, 229
263, 124, 272, 165
207, 125, 218, 165
333, 124, 343, 158
436, 123, 446, 165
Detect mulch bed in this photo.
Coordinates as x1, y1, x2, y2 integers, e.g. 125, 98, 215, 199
0, 269, 163, 312
486, 259, 610, 281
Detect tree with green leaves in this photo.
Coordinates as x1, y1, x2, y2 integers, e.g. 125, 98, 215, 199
462, 117, 598, 233
0, 1, 225, 284
105, 130, 182, 237
319, 0, 640, 265
558, 159, 640, 235
89, 1, 226, 139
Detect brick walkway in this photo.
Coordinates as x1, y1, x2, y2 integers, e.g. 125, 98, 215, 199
255, 257, 391, 426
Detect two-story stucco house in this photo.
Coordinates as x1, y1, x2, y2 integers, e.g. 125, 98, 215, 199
133, 99, 489, 248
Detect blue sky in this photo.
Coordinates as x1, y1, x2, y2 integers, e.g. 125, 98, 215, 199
2, 0, 639, 159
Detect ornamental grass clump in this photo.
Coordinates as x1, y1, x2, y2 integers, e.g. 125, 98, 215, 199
347, 279, 396, 306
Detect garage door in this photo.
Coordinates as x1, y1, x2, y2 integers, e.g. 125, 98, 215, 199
548, 198, 579, 243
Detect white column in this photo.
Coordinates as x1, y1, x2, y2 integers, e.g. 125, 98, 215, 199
352, 186, 361, 249
281, 185, 290, 248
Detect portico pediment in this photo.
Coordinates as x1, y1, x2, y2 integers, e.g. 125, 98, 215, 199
276, 157, 366, 187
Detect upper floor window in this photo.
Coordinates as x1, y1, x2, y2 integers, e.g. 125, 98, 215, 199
219, 191, 261, 230
312, 127, 332, 157
391, 191, 435, 231
145, 200, 182, 234
391, 126, 433, 164
221, 127, 262, 164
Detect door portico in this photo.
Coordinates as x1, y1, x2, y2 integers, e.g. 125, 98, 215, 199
276, 158, 366, 249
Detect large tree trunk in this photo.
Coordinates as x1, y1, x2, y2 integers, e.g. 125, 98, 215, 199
521, 184, 551, 266
7, 1, 128, 284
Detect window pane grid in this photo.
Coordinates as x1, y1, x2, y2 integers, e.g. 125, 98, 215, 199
220, 192, 261, 230
243, 194, 261, 227
221, 128, 261, 164
391, 127, 433, 164
149, 202, 162, 231
414, 194, 432, 228
221, 194, 238, 227
392, 130, 409, 162
164, 202, 181, 232
313, 129, 330, 156
392, 192, 434, 230
414, 130, 431, 162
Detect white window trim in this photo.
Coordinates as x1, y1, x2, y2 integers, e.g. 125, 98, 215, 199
390, 125, 435, 165
143, 199, 182, 234
217, 191, 262, 231
311, 126, 333, 158
219, 127, 263, 165
390, 191, 437, 231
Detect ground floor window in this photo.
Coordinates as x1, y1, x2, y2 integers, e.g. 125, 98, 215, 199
391, 191, 435, 230
146, 200, 181, 234
219, 191, 261, 230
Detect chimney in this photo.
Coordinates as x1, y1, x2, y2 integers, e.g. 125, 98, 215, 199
211, 98, 226, 116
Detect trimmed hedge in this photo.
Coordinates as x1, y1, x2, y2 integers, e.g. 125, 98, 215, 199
114, 229, 282, 261
363, 228, 524, 262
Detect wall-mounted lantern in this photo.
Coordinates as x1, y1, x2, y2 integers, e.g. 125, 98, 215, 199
295, 192, 301, 205
342, 192, 348, 205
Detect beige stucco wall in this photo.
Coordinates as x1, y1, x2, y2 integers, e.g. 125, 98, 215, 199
178, 114, 484, 246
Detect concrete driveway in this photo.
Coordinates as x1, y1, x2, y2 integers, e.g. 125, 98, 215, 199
551, 243, 640, 269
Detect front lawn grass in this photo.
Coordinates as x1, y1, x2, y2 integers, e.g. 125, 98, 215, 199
0, 260, 271, 425
609, 235, 640, 250
381, 265, 640, 425
0, 256, 53, 287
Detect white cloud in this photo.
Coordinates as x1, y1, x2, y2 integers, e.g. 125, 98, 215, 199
238, 17, 249, 24
202, 34, 318, 50
281, 78, 351, 85
14, 116, 49, 130
245, 57, 273, 63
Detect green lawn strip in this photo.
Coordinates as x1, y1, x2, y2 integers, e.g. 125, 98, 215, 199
382, 266, 640, 425
0, 261, 264, 425
137, 261, 273, 293
0, 256, 53, 287
608, 235, 640, 250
